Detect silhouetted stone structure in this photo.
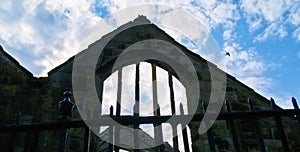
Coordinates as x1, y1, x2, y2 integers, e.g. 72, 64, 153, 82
0, 16, 299, 152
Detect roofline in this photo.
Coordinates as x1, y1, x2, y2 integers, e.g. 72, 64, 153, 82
46, 22, 276, 108
0, 45, 33, 77
47, 56, 75, 76
149, 24, 275, 106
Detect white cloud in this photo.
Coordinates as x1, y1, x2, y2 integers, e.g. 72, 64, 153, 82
276, 98, 294, 109
223, 29, 235, 41
290, 3, 300, 41
258, 0, 286, 22
102, 71, 119, 115
0, 0, 243, 76
0, 0, 102, 76
223, 42, 273, 96
240, 77, 273, 97
0, 0, 297, 92
256, 23, 288, 41
120, 65, 136, 115
1, 1, 298, 150
101, 0, 192, 12
126, 1, 275, 100
293, 27, 300, 41
240, 0, 300, 41
241, 0, 289, 22
288, 2, 300, 26
101, 0, 239, 30
0, 1, 298, 150
248, 17, 263, 32
0, 0, 296, 109
266, 93, 296, 109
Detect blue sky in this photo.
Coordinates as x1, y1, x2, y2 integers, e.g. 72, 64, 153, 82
0, 0, 299, 109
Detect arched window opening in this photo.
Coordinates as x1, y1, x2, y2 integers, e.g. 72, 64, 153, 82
100, 61, 191, 151
101, 62, 188, 117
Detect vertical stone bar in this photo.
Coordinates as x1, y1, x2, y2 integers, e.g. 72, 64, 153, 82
172, 123, 179, 152
180, 103, 190, 152
133, 104, 139, 152
109, 106, 114, 152
168, 72, 179, 151
248, 98, 266, 152
116, 69, 122, 116
292, 97, 300, 126
96, 77, 104, 115
202, 102, 216, 152
152, 64, 163, 151
135, 64, 140, 115
115, 69, 122, 152
225, 100, 241, 152
134, 64, 140, 152
156, 105, 164, 151
169, 72, 176, 116
270, 98, 290, 152
152, 64, 158, 116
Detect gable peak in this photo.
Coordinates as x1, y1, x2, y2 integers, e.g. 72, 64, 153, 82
133, 15, 151, 24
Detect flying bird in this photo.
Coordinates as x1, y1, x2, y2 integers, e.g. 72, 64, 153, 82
226, 52, 230, 56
